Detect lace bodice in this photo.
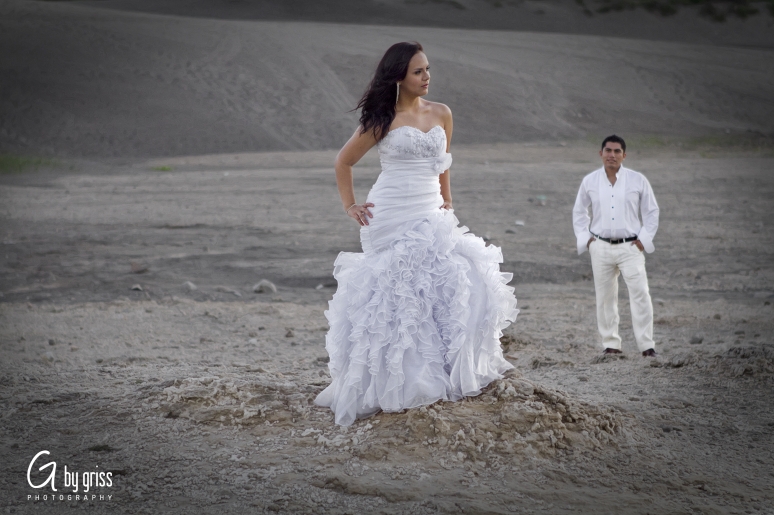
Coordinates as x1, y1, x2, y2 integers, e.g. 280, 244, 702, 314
377, 125, 447, 159
376, 125, 452, 175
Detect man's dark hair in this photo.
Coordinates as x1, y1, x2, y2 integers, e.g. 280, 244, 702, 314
601, 135, 626, 152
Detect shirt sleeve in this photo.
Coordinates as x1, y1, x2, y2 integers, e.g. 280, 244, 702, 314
572, 178, 594, 255
637, 176, 659, 253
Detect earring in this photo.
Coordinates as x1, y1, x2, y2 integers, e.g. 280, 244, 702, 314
395, 82, 400, 105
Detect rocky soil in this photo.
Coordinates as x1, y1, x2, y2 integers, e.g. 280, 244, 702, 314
2, 144, 773, 514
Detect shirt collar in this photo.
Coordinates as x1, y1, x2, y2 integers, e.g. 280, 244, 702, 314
599, 166, 626, 178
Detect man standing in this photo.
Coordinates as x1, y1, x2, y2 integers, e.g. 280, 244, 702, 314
573, 135, 660, 357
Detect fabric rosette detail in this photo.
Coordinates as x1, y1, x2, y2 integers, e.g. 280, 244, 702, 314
433, 153, 453, 174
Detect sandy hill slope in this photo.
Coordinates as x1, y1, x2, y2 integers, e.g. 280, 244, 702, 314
85, 0, 774, 48
0, 0, 773, 158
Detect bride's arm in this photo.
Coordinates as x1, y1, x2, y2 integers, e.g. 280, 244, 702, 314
439, 106, 454, 210
336, 127, 378, 226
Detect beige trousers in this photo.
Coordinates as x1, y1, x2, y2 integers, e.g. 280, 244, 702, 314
589, 239, 654, 352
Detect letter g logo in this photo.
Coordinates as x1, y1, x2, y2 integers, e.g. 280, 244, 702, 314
27, 451, 57, 491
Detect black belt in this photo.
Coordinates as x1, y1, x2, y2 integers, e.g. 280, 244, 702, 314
593, 233, 638, 245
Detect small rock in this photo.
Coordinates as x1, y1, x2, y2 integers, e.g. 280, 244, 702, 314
183, 281, 198, 291
42, 352, 55, 363
248, 331, 257, 337
536, 195, 547, 206
689, 334, 704, 345
315, 284, 324, 290
130, 262, 149, 274
505, 229, 515, 234
70, 346, 79, 352
654, 298, 665, 305
734, 330, 745, 335
30, 292, 51, 302
253, 279, 277, 294
667, 355, 692, 368
247, 338, 258, 345
48, 338, 56, 346
578, 376, 589, 382
285, 329, 294, 338
511, 379, 534, 396
88, 444, 114, 452
713, 314, 721, 320
215, 286, 242, 297
317, 356, 330, 364
95, 358, 103, 363
661, 426, 672, 433
514, 220, 525, 226
130, 284, 143, 291
593, 353, 627, 364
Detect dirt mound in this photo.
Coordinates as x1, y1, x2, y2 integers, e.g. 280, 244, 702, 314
154, 375, 317, 424
151, 374, 631, 461
714, 344, 774, 377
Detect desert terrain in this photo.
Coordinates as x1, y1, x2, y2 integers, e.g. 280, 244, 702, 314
1, 0, 774, 514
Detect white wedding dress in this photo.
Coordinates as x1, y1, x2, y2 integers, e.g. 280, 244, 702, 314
314, 125, 518, 426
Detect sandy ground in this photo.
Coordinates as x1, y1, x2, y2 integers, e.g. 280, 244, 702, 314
2, 1, 774, 513
2, 142, 774, 514
2, 0, 774, 159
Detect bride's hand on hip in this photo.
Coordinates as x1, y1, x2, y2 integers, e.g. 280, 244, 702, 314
441, 200, 453, 210
347, 202, 374, 226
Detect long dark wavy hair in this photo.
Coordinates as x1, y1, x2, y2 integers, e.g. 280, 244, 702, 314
357, 42, 424, 141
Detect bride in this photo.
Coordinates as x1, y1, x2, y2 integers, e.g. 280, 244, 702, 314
314, 42, 518, 426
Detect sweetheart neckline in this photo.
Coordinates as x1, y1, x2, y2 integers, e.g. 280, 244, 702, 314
385, 125, 444, 137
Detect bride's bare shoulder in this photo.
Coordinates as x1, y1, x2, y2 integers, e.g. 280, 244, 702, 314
420, 101, 452, 131
424, 100, 452, 117
423, 101, 452, 132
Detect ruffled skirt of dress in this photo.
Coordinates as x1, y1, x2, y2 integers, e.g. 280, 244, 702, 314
314, 209, 518, 426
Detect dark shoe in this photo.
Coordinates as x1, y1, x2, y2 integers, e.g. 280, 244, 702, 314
642, 348, 657, 357
603, 348, 622, 354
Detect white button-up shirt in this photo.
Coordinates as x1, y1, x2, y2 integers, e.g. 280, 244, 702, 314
572, 166, 659, 255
